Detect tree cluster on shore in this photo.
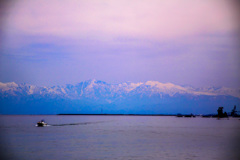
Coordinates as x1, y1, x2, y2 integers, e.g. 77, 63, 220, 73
176, 105, 240, 118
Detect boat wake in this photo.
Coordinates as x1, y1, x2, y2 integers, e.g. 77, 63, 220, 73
38, 121, 107, 127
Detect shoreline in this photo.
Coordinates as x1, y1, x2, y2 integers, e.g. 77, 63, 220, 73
57, 113, 177, 116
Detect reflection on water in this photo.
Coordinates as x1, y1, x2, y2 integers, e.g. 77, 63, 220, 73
0, 115, 239, 160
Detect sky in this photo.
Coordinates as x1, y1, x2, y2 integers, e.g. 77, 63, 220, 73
0, 0, 239, 88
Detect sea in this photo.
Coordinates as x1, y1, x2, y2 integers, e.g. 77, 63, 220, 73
0, 115, 239, 160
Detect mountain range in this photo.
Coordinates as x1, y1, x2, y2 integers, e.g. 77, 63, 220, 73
0, 79, 239, 115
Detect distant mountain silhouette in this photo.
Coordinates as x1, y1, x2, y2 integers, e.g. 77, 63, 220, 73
0, 80, 239, 114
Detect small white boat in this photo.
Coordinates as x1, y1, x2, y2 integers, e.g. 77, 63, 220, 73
37, 120, 47, 127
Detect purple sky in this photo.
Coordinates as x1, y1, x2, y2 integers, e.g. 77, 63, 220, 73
0, 0, 239, 88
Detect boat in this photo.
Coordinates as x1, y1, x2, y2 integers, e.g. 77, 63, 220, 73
37, 120, 47, 127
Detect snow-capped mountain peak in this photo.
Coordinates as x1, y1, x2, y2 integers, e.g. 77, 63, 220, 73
143, 81, 190, 96
145, 81, 186, 90
1, 80, 239, 115
0, 80, 239, 98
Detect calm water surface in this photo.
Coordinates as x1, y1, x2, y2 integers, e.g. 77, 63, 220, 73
0, 115, 239, 160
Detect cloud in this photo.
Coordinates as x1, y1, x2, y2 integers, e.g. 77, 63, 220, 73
0, 0, 239, 87
2, 0, 238, 41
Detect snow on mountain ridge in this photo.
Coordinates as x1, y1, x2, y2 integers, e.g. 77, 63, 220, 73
118, 82, 143, 92
0, 82, 18, 91
143, 81, 194, 96
0, 80, 239, 98
145, 81, 187, 90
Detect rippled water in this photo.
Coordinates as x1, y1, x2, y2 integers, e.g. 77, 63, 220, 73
0, 115, 239, 160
